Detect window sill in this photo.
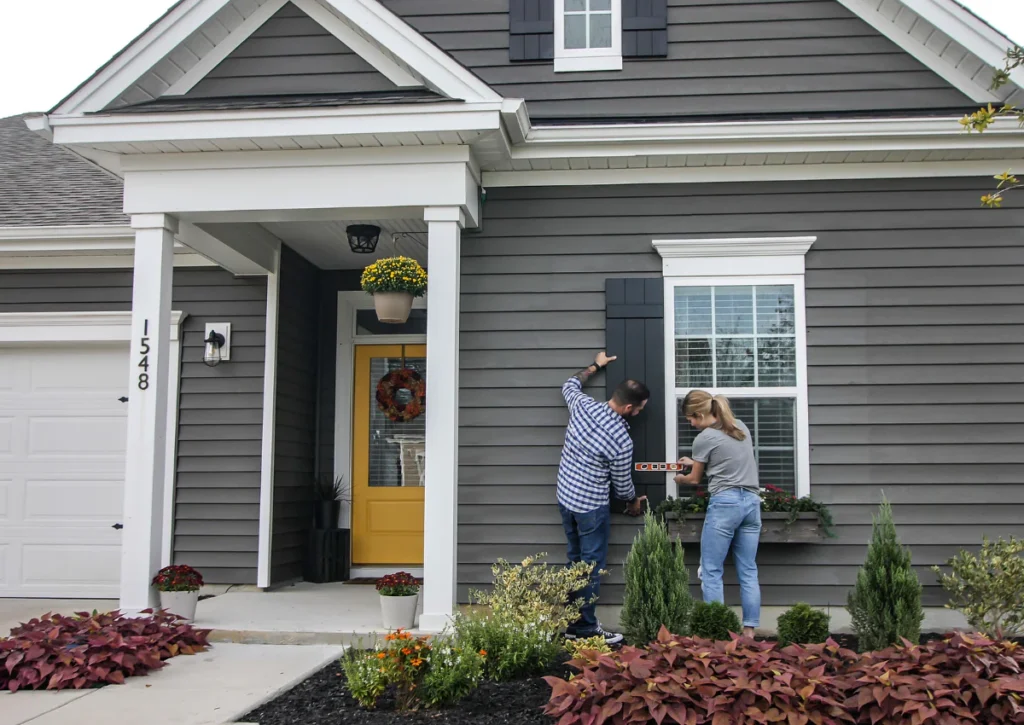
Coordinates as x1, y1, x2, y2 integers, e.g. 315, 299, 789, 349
554, 54, 623, 72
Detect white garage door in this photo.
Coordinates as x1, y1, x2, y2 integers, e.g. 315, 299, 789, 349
0, 343, 128, 598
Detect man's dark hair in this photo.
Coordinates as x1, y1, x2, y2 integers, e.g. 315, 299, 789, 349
612, 379, 650, 408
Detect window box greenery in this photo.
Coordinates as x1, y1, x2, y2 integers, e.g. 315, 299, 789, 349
655, 485, 835, 544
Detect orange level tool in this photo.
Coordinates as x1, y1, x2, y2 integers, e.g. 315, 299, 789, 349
634, 462, 690, 472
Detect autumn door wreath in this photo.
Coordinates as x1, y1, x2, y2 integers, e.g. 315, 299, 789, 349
376, 368, 425, 423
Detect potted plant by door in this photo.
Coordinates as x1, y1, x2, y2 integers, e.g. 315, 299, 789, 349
313, 474, 349, 529
376, 571, 421, 630
360, 256, 427, 324
152, 565, 204, 622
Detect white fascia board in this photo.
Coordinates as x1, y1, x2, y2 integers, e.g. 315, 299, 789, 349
49, 103, 502, 147
500, 99, 531, 146
53, 0, 231, 116
901, 0, 1024, 87
321, 0, 501, 102
522, 115, 1020, 145
482, 158, 1020, 187
0, 225, 133, 242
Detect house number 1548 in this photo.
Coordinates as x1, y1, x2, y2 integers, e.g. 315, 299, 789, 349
138, 319, 151, 390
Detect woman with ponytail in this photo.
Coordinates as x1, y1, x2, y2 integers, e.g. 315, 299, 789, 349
673, 390, 761, 637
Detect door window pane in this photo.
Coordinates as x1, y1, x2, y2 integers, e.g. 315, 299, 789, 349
368, 356, 426, 488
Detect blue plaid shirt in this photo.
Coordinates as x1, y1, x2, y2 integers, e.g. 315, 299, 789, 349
557, 376, 636, 513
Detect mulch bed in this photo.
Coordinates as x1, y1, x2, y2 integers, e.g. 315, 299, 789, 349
243, 658, 570, 725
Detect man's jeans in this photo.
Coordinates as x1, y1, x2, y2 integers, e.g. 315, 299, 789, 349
699, 487, 762, 628
559, 503, 610, 635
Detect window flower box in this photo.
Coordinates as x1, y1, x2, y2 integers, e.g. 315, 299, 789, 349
664, 511, 825, 544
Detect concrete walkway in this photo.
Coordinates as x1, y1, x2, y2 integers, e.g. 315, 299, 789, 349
0, 643, 342, 725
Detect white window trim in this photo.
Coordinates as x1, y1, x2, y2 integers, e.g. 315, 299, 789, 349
554, 0, 623, 73
654, 237, 815, 500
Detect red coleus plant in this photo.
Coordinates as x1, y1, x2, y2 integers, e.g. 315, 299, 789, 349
1, 610, 210, 692
376, 571, 421, 597
545, 628, 1024, 725
152, 565, 204, 592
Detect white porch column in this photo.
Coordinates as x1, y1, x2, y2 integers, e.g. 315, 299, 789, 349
419, 206, 464, 632
121, 214, 177, 613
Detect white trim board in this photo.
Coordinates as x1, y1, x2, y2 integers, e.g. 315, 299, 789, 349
0, 310, 186, 571
257, 247, 282, 589
333, 291, 428, 531
0, 225, 218, 269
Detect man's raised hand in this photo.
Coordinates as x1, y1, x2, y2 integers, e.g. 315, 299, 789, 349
596, 351, 617, 368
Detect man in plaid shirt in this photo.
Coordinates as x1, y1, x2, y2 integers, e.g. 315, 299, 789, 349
559, 351, 649, 645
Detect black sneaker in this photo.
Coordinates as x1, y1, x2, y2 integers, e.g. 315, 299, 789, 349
564, 625, 624, 646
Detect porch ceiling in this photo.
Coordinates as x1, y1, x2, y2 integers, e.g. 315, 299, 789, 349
260, 218, 427, 270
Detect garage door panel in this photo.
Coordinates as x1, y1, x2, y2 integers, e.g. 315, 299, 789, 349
28, 416, 127, 456
21, 543, 120, 597
0, 343, 129, 598
24, 479, 122, 523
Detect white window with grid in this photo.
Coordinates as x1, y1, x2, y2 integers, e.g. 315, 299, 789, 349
654, 237, 816, 500
554, 0, 622, 72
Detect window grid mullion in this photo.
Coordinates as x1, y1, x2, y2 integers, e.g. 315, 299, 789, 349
710, 286, 718, 388
751, 288, 759, 388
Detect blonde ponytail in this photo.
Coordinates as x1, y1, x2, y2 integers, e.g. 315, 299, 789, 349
709, 394, 745, 441
683, 390, 747, 441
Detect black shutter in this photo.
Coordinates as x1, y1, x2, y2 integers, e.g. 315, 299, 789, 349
605, 278, 666, 511
509, 0, 554, 62
622, 0, 668, 58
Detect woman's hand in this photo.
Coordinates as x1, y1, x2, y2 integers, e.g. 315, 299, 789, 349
679, 456, 695, 468
674, 457, 703, 486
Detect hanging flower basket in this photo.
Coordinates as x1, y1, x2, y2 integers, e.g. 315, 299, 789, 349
361, 256, 427, 324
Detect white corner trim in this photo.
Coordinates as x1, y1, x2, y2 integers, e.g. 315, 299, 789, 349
0, 310, 185, 343
654, 237, 817, 278
553, 0, 623, 73
654, 237, 817, 259
290, 0, 420, 88
257, 248, 281, 589
165, 0, 292, 96
162, 329, 185, 567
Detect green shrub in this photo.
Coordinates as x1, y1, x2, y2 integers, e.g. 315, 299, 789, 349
340, 646, 388, 709
469, 553, 595, 637
847, 496, 924, 651
689, 601, 741, 640
419, 640, 485, 708
932, 536, 1024, 640
777, 603, 831, 646
619, 510, 692, 645
564, 635, 611, 662
452, 611, 562, 682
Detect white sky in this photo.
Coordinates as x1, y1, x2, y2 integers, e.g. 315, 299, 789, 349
0, 0, 1022, 118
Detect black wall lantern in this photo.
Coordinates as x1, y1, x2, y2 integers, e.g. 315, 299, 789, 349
347, 224, 381, 254
203, 323, 232, 367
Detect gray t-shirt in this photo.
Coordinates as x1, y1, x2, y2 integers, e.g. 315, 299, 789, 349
691, 420, 759, 496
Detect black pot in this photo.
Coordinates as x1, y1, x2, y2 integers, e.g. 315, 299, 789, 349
313, 500, 341, 530
305, 528, 351, 583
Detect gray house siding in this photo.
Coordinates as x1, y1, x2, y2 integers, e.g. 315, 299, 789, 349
382, 0, 976, 120
0, 267, 268, 585
458, 177, 1024, 607
270, 246, 322, 584
186, 1, 397, 99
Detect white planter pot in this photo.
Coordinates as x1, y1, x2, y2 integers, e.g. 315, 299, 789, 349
159, 590, 199, 621
373, 292, 414, 324
379, 593, 419, 630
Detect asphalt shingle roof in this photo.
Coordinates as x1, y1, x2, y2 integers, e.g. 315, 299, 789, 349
0, 113, 127, 228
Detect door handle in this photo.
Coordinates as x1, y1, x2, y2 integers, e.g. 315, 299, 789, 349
112, 523, 123, 530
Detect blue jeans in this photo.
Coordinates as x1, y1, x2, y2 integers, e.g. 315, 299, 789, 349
700, 487, 762, 628
559, 503, 610, 634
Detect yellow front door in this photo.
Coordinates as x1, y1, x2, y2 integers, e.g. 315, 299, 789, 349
351, 344, 426, 565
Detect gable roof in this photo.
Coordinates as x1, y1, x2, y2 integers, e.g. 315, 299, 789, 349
0, 114, 126, 228
52, 0, 500, 116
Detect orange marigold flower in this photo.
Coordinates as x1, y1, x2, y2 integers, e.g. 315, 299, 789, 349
402, 648, 412, 655
411, 658, 423, 667
480, 649, 487, 656
377, 652, 386, 659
